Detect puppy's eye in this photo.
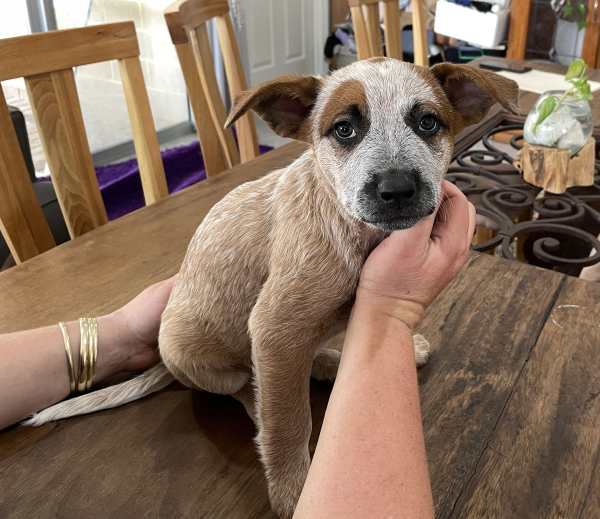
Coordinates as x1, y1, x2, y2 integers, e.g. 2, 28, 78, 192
419, 114, 438, 133
334, 121, 356, 141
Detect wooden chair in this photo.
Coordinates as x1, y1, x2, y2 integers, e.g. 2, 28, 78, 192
164, 0, 260, 177
348, 0, 429, 67
0, 22, 168, 264
505, 0, 530, 60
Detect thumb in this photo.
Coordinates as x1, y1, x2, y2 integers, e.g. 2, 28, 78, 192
386, 210, 437, 258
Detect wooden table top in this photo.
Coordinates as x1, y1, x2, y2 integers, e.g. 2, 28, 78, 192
470, 56, 600, 122
1, 62, 600, 518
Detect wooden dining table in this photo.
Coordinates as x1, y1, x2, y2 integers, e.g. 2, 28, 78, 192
1, 59, 600, 518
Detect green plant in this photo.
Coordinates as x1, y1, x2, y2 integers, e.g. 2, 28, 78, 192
533, 59, 594, 136
563, 0, 587, 31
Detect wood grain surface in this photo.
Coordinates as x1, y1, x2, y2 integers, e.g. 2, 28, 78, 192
506, 0, 531, 60
215, 14, 260, 163
118, 57, 169, 205
350, 6, 372, 60
26, 71, 108, 237
363, 3, 384, 57
382, 0, 402, 60
178, 0, 230, 28
347, 0, 380, 7
165, 1, 230, 177
173, 42, 227, 177
411, 0, 429, 67
516, 138, 596, 194
191, 24, 241, 168
582, 0, 600, 68
0, 91, 55, 262
172, 0, 258, 167
164, 0, 188, 45
453, 277, 600, 518
0, 22, 140, 82
416, 255, 565, 518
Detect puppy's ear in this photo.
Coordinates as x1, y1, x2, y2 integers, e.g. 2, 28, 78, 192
430, 63, 520, 132
225, 75, 323, 143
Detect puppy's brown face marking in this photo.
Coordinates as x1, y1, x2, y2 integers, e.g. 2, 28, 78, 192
318, 79, 370, 152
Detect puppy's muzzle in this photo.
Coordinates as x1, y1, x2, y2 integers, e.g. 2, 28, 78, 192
359, 168, 434, 230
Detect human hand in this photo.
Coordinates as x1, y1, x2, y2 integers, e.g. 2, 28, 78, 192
101, 276, 177, 374
357, 180, 476, 330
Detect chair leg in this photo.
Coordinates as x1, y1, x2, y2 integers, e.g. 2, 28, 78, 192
411, 0, 429, 67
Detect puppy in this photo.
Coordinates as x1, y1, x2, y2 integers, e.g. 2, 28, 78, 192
27, 59, 518, 518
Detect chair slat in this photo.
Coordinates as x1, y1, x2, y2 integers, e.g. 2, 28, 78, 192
167, 0, 263, 170
382, 0, 402, 60
349, 0, 428, 66
119, 57, 169, 204
364, 4, 384, 57
0, 92, 55, 262
179, 0, 230, 28
411, 0, 429, 66
165, 1, 189, 45
215, 14, 259, 162
173, 42, 226, 177
25, 70, 108, 238
191, 24, 241, 168
348, 0, 379, 5
351, 6, 373, 60
0, 23, 139, 82
165, 2, 227, 177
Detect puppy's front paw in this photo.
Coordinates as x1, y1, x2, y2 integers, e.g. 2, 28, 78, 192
267, 453, 310, 519
311, 348, 341, 383
413, 334, 431, 367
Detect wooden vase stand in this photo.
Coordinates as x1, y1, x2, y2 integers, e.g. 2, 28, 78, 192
514, 137, 596, 194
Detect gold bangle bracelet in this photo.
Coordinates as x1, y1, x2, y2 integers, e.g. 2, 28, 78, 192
59, 322, 76, 393
77, 317, 90, 392
86, 317, 98, 391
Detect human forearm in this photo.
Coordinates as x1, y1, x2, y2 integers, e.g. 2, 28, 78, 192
295, 181, 474, 517
0, 312, 134, 430
294, 299, 434, 518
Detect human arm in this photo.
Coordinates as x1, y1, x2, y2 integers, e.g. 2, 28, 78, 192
294, 181, 476, 518
0, 276, 176, 430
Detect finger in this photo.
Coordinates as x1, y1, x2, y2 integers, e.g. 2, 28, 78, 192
431, 181, 471, 252
143, 275, 177, 305
387, 210, 437, 258
159, 275, 177, 297
467, 202, 476, 249
164, 273, 178, 288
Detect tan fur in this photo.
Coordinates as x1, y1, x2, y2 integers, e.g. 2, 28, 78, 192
160, 60, 519, 518
28, 59, 519, 519
160, 154, 385, 517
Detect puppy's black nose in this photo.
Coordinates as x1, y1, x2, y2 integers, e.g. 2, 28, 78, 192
376, 173, 416, 208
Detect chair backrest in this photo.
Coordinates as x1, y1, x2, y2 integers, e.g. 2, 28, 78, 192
0, 22, 168, 264
348, 0, 429, 67
165, 0, 260, 177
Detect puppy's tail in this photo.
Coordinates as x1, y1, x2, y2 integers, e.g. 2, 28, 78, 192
22, 363, 175, 427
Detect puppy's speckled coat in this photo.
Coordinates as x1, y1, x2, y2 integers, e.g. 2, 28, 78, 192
27, 59, 518, 519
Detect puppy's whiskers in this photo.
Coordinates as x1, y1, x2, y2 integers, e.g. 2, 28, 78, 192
435, 185, 455, 223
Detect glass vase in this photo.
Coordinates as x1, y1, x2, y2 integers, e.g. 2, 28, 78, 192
523, 90, 593, 155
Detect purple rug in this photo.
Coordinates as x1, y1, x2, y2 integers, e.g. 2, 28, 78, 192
40, 140, 272, 221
